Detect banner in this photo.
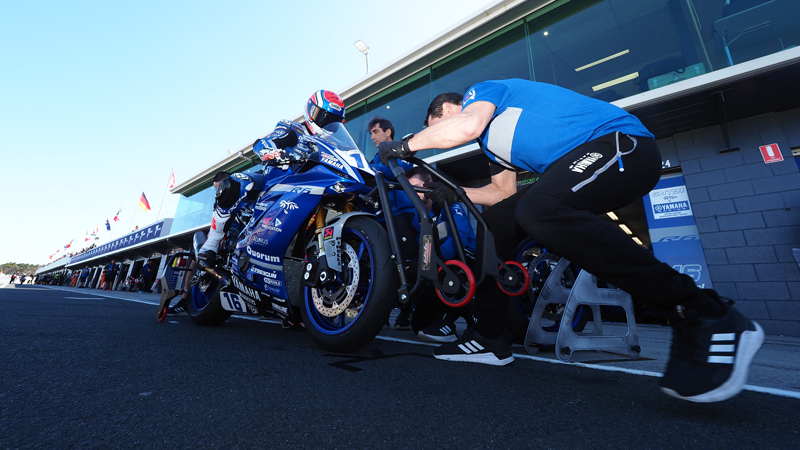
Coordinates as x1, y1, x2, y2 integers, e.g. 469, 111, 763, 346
643, 175, 712, 289
71, 219, 172, 264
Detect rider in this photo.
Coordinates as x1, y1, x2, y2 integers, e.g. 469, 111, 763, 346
196, 90, 346, 269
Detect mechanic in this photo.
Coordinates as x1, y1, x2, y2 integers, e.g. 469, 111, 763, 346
378, 78, 763, 403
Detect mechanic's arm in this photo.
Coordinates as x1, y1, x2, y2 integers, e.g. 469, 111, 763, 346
406, 101, 496, 152
463, 168, 517, 207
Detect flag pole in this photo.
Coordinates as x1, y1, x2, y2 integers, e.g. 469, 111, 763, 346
110, 206, 122, 240
156, 168, 173, 221
129, 196, 139, 233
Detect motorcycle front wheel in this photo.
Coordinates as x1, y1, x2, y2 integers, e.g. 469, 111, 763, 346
301, 216, 397, 353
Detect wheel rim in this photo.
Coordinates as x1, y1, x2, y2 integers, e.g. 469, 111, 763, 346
304, 227, 374, 335
436, 260, 475, 308
497, 261, 530, 296
191, 276, 217, 312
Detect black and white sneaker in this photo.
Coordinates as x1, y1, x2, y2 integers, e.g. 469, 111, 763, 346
167, 298, 187, 315
661, 294, 764, 403
433, 329, 514, 366
418, 320, 458, 343
394, 305, 413, 331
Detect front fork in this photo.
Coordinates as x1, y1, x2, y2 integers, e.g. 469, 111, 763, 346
302, 202, 359, 288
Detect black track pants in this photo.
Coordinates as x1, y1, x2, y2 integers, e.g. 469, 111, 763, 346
474, 132, 700, 338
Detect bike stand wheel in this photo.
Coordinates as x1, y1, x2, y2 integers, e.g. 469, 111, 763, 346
497, 261, 530, 297
157, 306, 168, 322
436, 260, 476, 308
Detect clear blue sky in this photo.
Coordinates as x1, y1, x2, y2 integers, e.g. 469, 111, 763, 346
0, 0, 491, 265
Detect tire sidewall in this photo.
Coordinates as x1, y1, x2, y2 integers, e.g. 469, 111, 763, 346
301, 216, 398, 352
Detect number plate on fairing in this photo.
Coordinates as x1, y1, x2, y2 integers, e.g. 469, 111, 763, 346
220, 291, 247, 313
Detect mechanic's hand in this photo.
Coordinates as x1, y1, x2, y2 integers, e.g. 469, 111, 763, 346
423, 181, 458, 210
378, 140, 413, 166
197, 250, 216, 269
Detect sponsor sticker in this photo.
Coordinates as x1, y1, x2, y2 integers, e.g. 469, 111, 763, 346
246, 245, 280, 263
279, 200, 298, 211
323, 227, 334, 240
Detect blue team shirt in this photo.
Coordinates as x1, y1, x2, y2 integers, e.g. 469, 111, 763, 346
412, 203, 476, 261
462, 79, 653, 174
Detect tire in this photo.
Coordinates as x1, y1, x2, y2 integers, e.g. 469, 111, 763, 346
301, 216, 398, 353
187, 267, 232, 326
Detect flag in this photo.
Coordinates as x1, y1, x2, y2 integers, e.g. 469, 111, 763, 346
93, 224, 98, 234
113, 209, 121, 222
106, 219, 111, 231
65, 242, 72, 249
139, 192, 151, 211
168, 170, 176, 189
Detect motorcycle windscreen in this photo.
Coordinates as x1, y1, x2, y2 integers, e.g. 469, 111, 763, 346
320, 122, 359, 151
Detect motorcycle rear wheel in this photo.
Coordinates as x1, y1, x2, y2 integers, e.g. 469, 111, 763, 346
301, 216, 397, 353
187, 267, 232, 326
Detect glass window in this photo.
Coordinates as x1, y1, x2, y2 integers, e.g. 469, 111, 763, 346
364, 70, 433, 160
528, 0, 706, 100
432, 22, 530, 95
170, 187, 215, 234
693, 0, 800, 69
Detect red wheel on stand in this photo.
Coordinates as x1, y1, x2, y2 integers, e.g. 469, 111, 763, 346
436, 260, 476, 308
157, 306, 168, 322
497, 261, 530, 296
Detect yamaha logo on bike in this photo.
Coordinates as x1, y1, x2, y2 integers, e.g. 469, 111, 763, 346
320, 152, 345, 171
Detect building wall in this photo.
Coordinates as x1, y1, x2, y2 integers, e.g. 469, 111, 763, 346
666, 108, 800, 335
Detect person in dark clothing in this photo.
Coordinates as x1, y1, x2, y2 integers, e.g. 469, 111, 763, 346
378, 79, 764, 403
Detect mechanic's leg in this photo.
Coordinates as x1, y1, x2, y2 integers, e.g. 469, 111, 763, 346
517, 133, 717, 313
471, 191, 530, 339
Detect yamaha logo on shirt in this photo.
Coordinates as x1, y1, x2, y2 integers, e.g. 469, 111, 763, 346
464, 89, 475, 102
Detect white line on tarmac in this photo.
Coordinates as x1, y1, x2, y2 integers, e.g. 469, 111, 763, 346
40, 285, 800, 401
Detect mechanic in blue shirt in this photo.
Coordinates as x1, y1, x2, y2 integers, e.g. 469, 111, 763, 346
378, 79, 763, 404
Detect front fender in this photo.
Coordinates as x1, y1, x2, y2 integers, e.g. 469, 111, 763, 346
317, 212, 375, 272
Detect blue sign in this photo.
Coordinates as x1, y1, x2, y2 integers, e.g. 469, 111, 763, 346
71, 219, 172, 264
643, 176, 712, 289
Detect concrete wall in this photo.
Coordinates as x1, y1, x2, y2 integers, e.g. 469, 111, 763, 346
659, 108, 800, 336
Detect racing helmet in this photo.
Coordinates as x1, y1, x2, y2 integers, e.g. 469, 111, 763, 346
304, 90, 346, 136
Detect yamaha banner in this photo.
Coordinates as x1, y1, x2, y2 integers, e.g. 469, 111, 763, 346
643, 175, 712, 289
71, 219, 172, 264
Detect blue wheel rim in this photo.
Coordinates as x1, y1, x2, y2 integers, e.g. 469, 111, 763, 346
304, 227, 374, 335
191, 277, 217, 312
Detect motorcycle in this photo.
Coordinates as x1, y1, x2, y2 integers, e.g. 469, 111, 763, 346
158, 122, 398, 352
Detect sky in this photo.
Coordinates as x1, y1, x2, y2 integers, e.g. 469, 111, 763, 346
0, 0, 493, 265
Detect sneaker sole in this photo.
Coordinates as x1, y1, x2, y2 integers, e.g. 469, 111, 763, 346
418, 331, 458, 343
434, 352, 514, 366
394, 325, 412, 331
661, 321, 765, 403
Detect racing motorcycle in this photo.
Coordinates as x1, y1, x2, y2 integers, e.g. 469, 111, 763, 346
157, 122, 398, 352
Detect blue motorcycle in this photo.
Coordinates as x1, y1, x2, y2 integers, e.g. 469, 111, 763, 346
158, 123, 398, 352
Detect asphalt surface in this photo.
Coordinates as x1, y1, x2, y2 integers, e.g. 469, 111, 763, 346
2, 282, 799, 449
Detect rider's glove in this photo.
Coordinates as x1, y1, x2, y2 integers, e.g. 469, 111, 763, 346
423, 181, 458, 211
197, 250, 216, 269
260, 148, 292, 166
378, 139, 413, 166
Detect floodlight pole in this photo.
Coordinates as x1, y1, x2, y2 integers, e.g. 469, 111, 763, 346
354, 40, 370, 75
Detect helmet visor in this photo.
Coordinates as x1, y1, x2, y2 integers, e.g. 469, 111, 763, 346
308, 104, 345, 128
